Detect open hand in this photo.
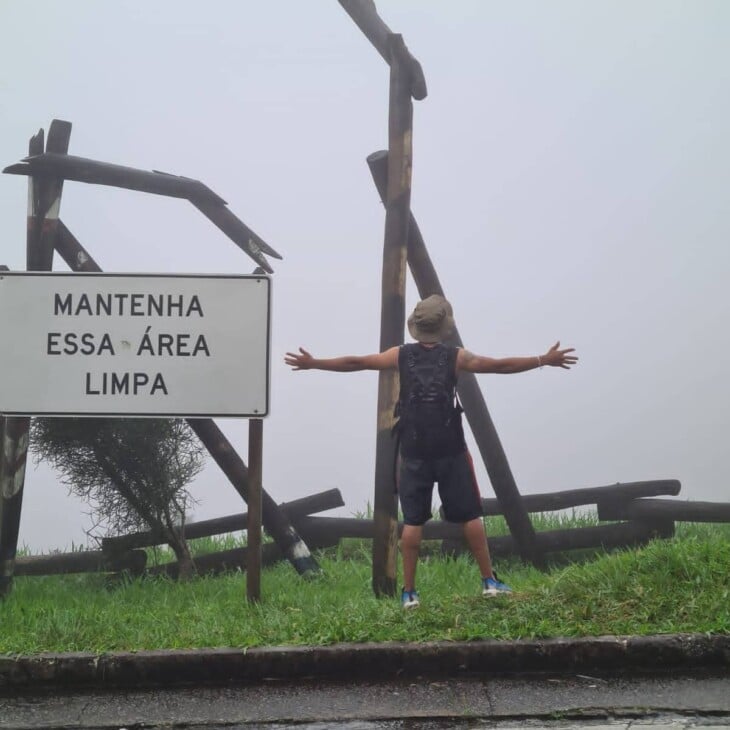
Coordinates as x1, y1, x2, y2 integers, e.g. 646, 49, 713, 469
542, 341, 578, 369
285, 347, 314, 370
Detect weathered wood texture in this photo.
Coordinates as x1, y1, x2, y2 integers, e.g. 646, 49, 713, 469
297, 515, 458, 541
598, 497, 730, 523
101, 488, 344, 554
15, 549, 147, 577
485, 519, 676, 558
371, 35, 413, 598
337, 0, 427, 100
50, 222, 320, 577
4, 148, 280, 272
186, 418, 321, 577
366, 150, 544, 569
482, 480, 682, 515
0, 417, 31, 597
247, 418, 263, 602
27, 122, 72, 270
4, 152, 224, 202
0, 121, 71, 599
17, 490, 342, 579
147, 534, 340, 579
294, 516, 675, 556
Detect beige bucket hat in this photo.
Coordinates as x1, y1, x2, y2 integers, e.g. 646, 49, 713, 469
407, 295, 455, 343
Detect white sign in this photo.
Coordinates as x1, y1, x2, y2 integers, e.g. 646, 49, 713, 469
0, 272, 271, 418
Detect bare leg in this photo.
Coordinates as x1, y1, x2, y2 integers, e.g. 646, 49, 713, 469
400, 524, 423, 591
463, 517, 494, 579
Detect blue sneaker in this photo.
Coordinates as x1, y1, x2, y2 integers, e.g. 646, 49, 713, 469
401, 588, 420, 609
482, 575, 511, 596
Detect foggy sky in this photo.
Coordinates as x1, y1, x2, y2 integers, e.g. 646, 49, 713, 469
1, 0, 728, 552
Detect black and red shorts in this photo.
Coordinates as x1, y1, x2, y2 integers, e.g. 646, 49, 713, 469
397, 450, 483, 526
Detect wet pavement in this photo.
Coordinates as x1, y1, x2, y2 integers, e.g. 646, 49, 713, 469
1, 634, 727, 728
1, 670, 729, 729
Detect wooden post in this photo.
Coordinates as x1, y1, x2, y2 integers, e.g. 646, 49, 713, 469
371, 34, 413, 598
366, 150, 545, 569
246, 419, 263, 602
0, 121, 71, 598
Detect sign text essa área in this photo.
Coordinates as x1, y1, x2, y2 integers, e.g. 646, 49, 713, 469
52, 291, 209, 397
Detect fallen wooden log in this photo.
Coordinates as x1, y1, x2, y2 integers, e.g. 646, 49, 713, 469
459, 520, 675, 559
597, 498, 730, 523
101, 488, 344, 554
15, 549, 147, 577
534, 519, 675, 554
147, 534, 340, 579
294, 515, 674, 558
295, 515, 464, 541
481, 480, 681, 515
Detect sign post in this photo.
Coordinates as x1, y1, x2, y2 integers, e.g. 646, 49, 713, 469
0, 271, 271, 600
247, 418, 263, 602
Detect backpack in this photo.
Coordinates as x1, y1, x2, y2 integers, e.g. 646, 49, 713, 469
394, 343, 465, 459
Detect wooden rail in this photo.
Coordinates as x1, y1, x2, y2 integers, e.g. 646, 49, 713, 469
17, 489, 342, 579
480, 480, 681, 515
15, 549, 147, 577
597, 498, 730, 523
147, 534, 340, 579
294, 514, 677, 556
17, 480, 730, 580
101, 488, 343, 554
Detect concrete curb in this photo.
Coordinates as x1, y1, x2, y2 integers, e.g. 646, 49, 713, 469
1, 633, 728, 691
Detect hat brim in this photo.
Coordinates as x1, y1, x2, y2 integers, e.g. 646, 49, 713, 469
407, 314, 454, 343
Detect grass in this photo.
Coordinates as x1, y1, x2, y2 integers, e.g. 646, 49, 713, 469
1, 519, 728, 655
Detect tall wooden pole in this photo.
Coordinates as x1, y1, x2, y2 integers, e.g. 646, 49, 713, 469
366, 150, 545, 569
246, 419, 263, 602
371, 34, 413, 597
0, 121, 71, 598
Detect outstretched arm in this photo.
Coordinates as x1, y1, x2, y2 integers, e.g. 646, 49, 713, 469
457, 341, 578, 374
285, 346, 399, 372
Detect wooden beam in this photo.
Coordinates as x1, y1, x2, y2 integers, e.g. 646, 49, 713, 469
246, 418, 263, 602
337, 0, 427, 100
293, 516, 675, 556
15, 549, 146, 577
4, 152, 225, 204
5, 150, 281, 272
101, 488, 344, 553
147, 534, 340, 579
0, 120, 71, 598
598, 497, 730, 523
371, 35, 413, 598
483, 479, 682, 515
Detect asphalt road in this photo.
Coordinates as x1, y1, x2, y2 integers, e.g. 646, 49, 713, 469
2, 670, 729, 729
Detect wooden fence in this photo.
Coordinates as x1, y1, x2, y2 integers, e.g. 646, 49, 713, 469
15, 479, 730, 579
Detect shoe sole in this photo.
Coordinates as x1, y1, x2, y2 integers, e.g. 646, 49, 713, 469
402, 600, 420, 609
482, 589, 511, 597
